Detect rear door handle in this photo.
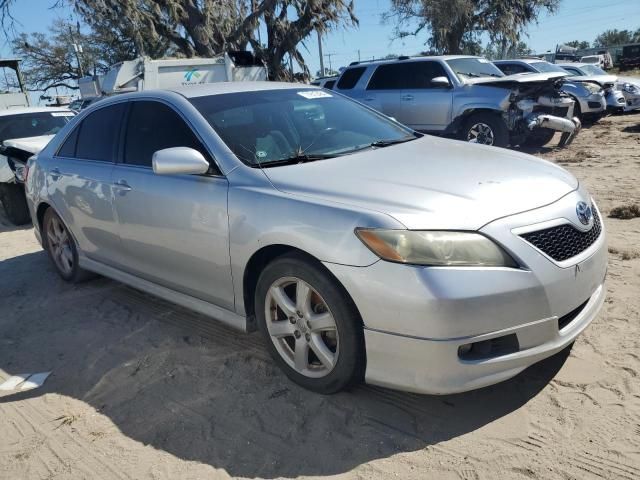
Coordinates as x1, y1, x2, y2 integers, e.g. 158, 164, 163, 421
112, 179, 132, 192
363, 97, 375, 101
401, 94, 414, 101
50, 167, 62, 180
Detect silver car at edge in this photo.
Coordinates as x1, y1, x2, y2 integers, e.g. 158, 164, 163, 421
24, 82, 607, 395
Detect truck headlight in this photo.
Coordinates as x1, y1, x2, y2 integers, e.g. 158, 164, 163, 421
623, 82, 639, 94
355, 229, 518, 267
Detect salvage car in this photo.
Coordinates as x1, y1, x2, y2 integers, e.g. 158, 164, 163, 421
0, 107, 75, 224
494, 59, 613, 121
558, 63, 640, 113
333, 55, 580, 148
25, 83, 607, 395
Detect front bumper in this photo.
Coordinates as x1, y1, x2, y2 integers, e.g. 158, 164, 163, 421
622, 90, 640, 111
324, 190, 607, 394
578, 93, 607, 115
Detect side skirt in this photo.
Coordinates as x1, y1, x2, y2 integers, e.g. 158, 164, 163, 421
80, 256, 249, 332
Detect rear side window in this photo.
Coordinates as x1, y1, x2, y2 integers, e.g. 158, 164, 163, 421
336, 67, 365, 89
496, 63, 529, 75
123, 101, 210, 168
324, 80, 336, 90
57, 127, 79, 158
367, 64, 405, 90
75, 103, 126, 161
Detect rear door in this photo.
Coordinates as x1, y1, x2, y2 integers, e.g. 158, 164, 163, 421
362, 64, 404, 120
110, 100, 234, 309
399, 61, 453, 131
48, 103, 125, 265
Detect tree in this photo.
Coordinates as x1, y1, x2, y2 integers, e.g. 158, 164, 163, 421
594, 29, 639, 47
10, 18, 155, 92
565, 40, 590, 50
71, 0, 357, 80
386, 0, 560, 55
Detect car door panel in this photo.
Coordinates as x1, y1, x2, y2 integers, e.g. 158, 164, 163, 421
111, 100, 234, 309
400, 61, 453, 131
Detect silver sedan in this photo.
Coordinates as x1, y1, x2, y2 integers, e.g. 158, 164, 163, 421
24, 83, 607, 395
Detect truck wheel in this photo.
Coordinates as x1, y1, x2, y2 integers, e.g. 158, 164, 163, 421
461, 113, 509, 148
0, 183, 31, 225
255, 253, 365, 394
523, 128, 556, 147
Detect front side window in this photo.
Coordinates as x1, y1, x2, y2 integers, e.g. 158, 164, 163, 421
123, 101, 211, 168
0, 111, 74, 144
446, 58, 504, 80
74, 103, 125, 161
190, 89, 417, 167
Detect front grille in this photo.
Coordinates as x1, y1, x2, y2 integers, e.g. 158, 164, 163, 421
520, 207, 602, 262
588, 101, 602, 108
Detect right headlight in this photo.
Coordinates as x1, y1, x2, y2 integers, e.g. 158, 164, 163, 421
623, 82, 639, 94
583, 82, 603, 95
355, 229, 518, 267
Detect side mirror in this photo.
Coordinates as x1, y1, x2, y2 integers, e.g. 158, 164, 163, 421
431, 76, 451, 88
152, 147, 210, 175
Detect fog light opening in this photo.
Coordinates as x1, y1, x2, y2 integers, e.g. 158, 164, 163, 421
458, 334, 520, 361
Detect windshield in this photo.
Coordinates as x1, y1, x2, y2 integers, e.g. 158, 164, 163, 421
190, 89, 417, 167
0, 111, 74, 143
446, 58, 504, 80
530, 62, 569, 74
579, 64, 607, 76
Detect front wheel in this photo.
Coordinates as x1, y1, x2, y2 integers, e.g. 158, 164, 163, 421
461, 113, 509, 148
255, 254, 365, 394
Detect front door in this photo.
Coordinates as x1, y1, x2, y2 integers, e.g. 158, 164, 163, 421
111, 100, 234, 309
400, 61, 453, 131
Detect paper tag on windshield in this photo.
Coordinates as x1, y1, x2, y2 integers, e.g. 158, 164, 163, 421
477, 58, 489, 63
297, 90, 332, 99
51, 112, 75, 117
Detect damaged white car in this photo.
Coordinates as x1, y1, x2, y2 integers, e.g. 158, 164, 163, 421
0, 107, 75, 224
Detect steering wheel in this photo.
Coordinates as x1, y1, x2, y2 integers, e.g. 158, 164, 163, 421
309, 127, 339, 145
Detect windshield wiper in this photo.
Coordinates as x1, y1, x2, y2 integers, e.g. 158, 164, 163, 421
370, 135, 419, 148
255, 153, 336, 168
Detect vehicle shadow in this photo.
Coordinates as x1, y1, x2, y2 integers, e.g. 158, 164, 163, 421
0, 250, 571, 478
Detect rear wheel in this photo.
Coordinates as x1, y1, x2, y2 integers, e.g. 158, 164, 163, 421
523, 128, 556, 147
43, 208, 93, 282
0, 183, 30, 225
255, 254, 364, 394
461, 113, 509, 148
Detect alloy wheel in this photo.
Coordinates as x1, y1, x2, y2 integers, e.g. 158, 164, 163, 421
264, 277, 339, 378
47, 216, 74, 275
467, 122, 495, 145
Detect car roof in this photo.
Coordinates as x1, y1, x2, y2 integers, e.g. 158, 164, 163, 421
346, 55, 481, 68
167, 81, 314, 98
494, 58, 546, 64
0, 106, 72, 117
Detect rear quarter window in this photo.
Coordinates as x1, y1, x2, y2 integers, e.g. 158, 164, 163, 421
336, 67, 366, 90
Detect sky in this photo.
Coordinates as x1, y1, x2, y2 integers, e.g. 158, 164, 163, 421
1, 0, 639, 87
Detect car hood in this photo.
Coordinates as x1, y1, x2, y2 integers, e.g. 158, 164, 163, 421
618, 76, 640, 86
261, 136, 578, 230
567, 74, 619, 86
2, 134, 55, 154
464, 72, 567, 87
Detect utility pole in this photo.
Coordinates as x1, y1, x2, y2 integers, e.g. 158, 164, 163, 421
68, 24, 84, 78
317, 30, 324, 76
357, 50, 361, 62
324, 53, 335, 73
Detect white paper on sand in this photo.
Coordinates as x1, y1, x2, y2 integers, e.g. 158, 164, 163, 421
19, 372, 51, 390
0, 374, 31, 391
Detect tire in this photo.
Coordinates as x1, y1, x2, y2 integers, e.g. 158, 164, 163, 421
571, 97, 582, 119
255, 253, 365, 394
43, 208, 93, 283
461, 112, 509, 148
523, 128, 556, 147
0, 183, 31, 225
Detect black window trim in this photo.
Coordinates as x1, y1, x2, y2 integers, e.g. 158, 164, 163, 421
118, 98, 223, 177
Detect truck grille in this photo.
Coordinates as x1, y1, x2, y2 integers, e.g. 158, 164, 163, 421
520, 207, 602, 262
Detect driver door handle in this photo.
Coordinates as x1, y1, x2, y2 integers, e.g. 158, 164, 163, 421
112, 179, 132, 192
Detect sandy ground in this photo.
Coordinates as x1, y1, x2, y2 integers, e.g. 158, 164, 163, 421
1, 113, 639, 480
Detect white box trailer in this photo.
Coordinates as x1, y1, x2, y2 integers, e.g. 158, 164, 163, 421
79, 52, 267, 99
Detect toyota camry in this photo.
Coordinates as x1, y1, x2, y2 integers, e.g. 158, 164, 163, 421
24, 83, 607, 394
